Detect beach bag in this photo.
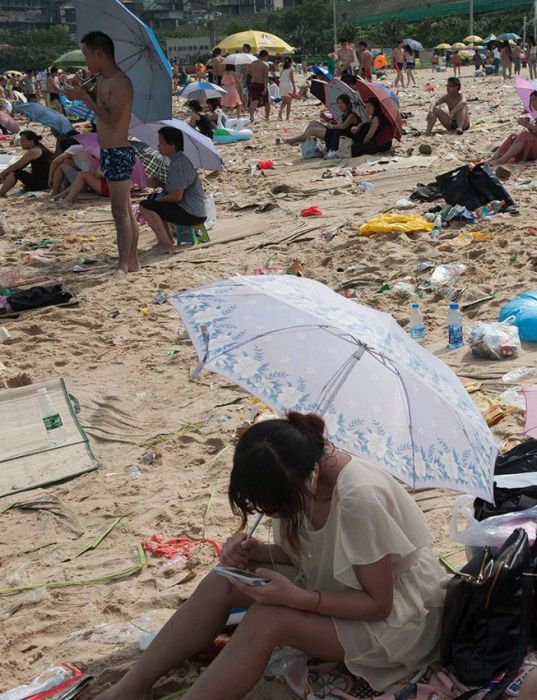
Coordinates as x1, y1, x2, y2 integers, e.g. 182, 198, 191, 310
441, 528, 535, 698
436, 164, 514, 210
301, 138, 323, 160
494, 439, 537, 476
337, 136, 352, 158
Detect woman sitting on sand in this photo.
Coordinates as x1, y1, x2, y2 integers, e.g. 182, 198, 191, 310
186, 99, 214, 139
350, 97, 393, 157
486, 90, 537, 166
0, 130, 53, 196
284, 94, 359, 158
139, 126, 206, 253
95, 411, 446, 700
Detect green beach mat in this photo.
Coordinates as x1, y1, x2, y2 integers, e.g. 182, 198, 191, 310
0, 378, 99, 498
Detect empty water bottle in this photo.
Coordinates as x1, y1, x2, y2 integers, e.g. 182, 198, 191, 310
448, 303, 464, 349
409, 304, 425, 343
37, 388, 67, 447
431, 214, 442, 241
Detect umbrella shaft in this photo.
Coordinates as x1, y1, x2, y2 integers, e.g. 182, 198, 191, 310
80, 48, 146, 89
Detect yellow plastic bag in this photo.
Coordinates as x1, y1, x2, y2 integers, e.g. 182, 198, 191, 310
359, 213, 433, 236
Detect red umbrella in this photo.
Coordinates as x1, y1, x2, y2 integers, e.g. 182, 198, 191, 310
354, 77, 402, 141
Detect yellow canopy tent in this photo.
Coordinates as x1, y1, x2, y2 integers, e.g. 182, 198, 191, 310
215, 30, 294, 55
434, 43, 452, 49
451, 42, 467, 50
463, 35, 483, 43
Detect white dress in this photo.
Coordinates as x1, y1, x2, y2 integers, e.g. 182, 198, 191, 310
279, 68, 293, 97
273, 456, 444, 691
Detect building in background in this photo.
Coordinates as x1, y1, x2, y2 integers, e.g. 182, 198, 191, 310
166, 35, 211, 63
0, 0, 60, 30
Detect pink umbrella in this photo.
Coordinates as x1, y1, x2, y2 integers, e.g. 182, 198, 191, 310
0, 111, 19, 134
515, 76, 537, 119
354, 77, 402, 141
73, 133, 147, 189
524, 387, 537, 438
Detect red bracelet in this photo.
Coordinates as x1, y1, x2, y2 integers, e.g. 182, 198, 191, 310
312, 590, 322, 613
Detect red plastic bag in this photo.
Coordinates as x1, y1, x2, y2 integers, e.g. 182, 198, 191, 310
257, 160, 274, 170
300, 206, 322, 217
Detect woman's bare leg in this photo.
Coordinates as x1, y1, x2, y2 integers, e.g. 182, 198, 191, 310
286, 97, 292, 119
285, 124, 326, 144
93, 572, 254, 699
139, 206, 176, 251
0, 172, 16, 196
182, 602, 344, 700
487, 139, 525, 166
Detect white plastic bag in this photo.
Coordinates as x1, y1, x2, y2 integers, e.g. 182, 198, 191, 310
301, 138, 323, 160
468, 319, 521, 360
450, 494, 537, 548
204, 194, 217, 230
430, 263, 467, 289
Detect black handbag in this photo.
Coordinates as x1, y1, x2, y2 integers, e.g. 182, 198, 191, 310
441, 528, 535, 699
436, 164, 515, 210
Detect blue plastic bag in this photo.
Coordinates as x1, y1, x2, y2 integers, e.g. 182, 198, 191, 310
499, 290, 537, 341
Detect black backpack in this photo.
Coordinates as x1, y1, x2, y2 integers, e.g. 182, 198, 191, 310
441, 529, 536, 699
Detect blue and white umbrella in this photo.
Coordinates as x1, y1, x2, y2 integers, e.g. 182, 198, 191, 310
129, 116, 223, 171
404, 39, 425, 53
67, 101, 96, 122
15, 103, 74, 135
170, 275, 497, 501
178, 81, 227, 101
376, 83, 400, 107
75, 0, 172, 123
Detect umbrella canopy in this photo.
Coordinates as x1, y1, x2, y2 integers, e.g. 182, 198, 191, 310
434, 44, 452, 50
376, 83, 400, 107
15, 103, 73, 135
483, 34, 497, 43
53, 49, 86, 70
170, 275, 497, 501
324, 80, 367, 123
130, 140, 170, 183
451, 43, 467, 50
403, 39, 424, 53
515, 76, 537, 119
223, 53, 257, 66
463, 35, 483, 43
215, 30, 294, 55
5, 70, 23, 78
73, 132, 147, 188
75, 0, 172, 123
497, 33, 521, 42
0, 111, 19, 134
66, 101, 96, 122
355, 77, 402, 141
309, 79, 328, 104
129, 117, 223, 171
178, 81, 227, 101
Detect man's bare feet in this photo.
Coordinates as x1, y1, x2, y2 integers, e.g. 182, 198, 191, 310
150, 244, 176, 255
59, 199, 74, 208
112, 267, 129, 280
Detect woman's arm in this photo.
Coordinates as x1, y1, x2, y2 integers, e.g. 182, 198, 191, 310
248, 542, 293, 565
0, 147, 40, 179
290, 69, 297, 93
332, 113, 358, 131
362, 116, 380, 144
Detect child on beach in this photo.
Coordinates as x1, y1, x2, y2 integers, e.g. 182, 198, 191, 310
94, 412, 445, 700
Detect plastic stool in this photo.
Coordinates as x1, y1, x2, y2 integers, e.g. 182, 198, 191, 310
176, 223, 210, 245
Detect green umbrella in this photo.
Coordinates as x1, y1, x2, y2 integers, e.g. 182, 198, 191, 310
53, 49, 86, 70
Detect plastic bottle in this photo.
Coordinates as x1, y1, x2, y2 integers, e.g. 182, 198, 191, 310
409, 303, 425, 343
448, 303, 464, 349
431, 214, 442, 240
37, 388, 67, 447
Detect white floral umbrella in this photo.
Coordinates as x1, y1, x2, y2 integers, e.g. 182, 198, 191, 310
169, 276, 497, 501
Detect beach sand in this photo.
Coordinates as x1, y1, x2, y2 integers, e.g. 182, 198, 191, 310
0, 65, 536, 697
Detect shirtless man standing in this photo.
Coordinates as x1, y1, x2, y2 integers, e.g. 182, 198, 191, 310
336, 39, 355, 76
425, 77, 470, 135
247, 50, 270, 122
65, 31, 140, 276
357, 41, 373, 81
393, 40, 405, 88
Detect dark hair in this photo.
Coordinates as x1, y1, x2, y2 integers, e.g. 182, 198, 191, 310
187, 98, 203, 113
340, 72, 358, 86
81, 31, 115, 59
358, 40, 367, 47
339, 38, 348, 43
283, 57, 292, 69
259, 50, 269, 58
405, 45, 413, 54
243, 43, 251, 51
50, 66, 58, 74
212, 48, 222, 57
225, 64, 236, 72
20, 130, 43, 145
59, 136, 79, 152
158, 126, 184, 151
229, 412, 326, 552
529, 36, 536, 47
336, 93, 352, 109
364, 97, 382, 118
447, 76, 461, 90
206, 97, 221, 111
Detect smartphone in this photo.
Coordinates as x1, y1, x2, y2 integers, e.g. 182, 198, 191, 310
213, 566, 271, 586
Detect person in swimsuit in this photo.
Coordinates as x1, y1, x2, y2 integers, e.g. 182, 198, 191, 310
392, 40, 405, 88
486, 91, 537, 166
336, 38, 356, 76
93, 411, 445, 700
186, 99, 214, 138
0, 130, 53, 196
357, 41, 373, 82
404, 46, 417, 86
46, 66, 63, 112
425, 77, 470, 135
65, 31, 140, 276
247, 50, 270, 122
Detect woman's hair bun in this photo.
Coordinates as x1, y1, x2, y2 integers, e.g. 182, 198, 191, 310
286, 411, 325, 449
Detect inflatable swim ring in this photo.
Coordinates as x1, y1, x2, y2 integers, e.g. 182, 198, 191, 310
213, 127, 253, 144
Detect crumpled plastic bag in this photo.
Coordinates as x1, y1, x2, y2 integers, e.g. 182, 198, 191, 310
359, 213, 433, 236
300, 206, 322, 217
468, 319, 521, 360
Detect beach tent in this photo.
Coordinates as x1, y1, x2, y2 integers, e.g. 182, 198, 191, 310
215, 30, 294, 55
53, 49, 86, 70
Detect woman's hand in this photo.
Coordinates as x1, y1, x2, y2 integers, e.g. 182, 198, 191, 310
351, 126, 359, 134
226, 568, 305, 608
219, 532, 260, 569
